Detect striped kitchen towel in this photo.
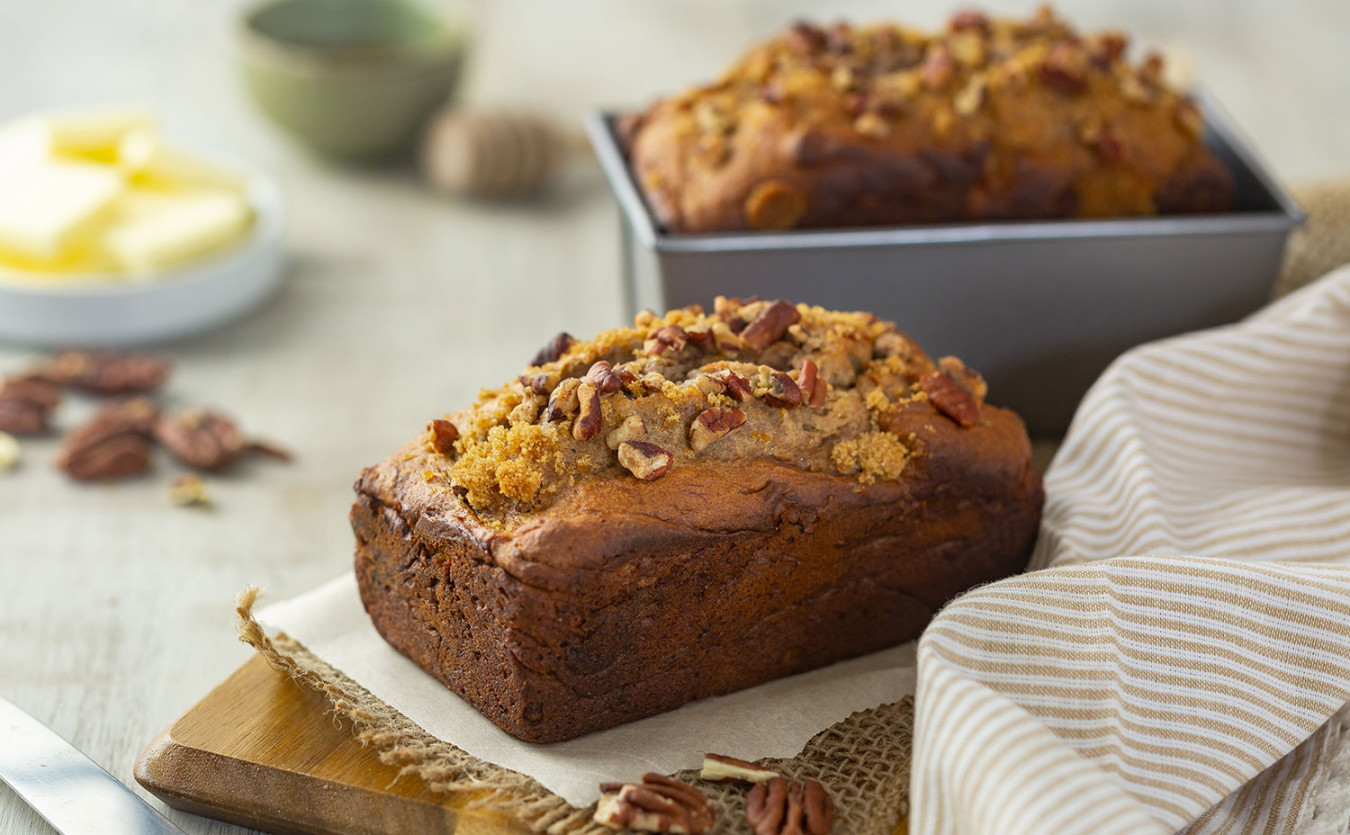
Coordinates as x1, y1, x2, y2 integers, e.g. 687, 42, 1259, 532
910, 265, 1350, 835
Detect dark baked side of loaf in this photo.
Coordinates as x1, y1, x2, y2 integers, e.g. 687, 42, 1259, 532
352, 298, 1042, 743
623, 7, 1235, 233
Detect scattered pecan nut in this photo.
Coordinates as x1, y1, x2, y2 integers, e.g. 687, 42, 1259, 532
545, 378, 582, 422
573, 381, 602, 441
740, 301, 801, 350
617, 441, 673, 481
0, 376, 62, 435
763, 371, 803, 409
56, 398, 159, 481
585, 361, 625, 394
746, 778, 834, 835
921, 372, 981, 427
795, 360, 828, 407
40, 350, 169, 394
645, 325, 688, 356
700, 753, 778, 784
605, 415, 647, 450
689, 407, 746, 453
428, 418, 459, 455
594, 774, 714, 834
530, 332, 574, 367
154, 408, 249, 471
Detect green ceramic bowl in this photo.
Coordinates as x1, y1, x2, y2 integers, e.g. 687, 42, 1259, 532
237, 0, 466, 161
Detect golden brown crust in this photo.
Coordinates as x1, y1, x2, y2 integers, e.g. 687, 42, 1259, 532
624, 6, 1235, 233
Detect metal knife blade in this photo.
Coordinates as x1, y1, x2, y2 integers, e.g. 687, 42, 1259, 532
0, 696, 185, 835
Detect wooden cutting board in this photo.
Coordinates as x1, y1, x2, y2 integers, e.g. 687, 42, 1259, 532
135, 655, 528, 835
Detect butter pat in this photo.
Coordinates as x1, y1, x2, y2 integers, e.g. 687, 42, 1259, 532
47, 106, 155, 159
104, 190, 252, 274
0, 161, 123, 260
119, 130, 245, 191
0, 119, 51, 174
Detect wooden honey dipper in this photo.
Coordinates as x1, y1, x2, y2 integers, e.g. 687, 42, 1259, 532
420, 108, 588, 199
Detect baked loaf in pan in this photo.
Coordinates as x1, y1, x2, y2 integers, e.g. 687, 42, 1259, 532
353, 299, 1043, 742
621, 6, 1235, 233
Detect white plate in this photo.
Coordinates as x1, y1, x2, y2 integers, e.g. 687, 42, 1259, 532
0, 177, 285, 347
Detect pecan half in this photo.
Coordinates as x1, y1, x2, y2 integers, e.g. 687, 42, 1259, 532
920, 372, 980, 427
153, 408, 275, 472
594, 773, 714, 834
545, 378, 582, 421
606, 415, 646, 450
1, 377, 61, 410
40, 350, 169, 394
428, 418, 459, 455
585, 361, 625, 395
795, 360, 827, 407
573, 381, 602, 441
689, 407, 746, 453
530, 332, 574, 367
938, 356, 988, 399
0, 376, 62, 435
56, 398, 159, 481
617, 441, 673, 481
746, 778, 834, 835
700, 753, 778, 784
645, 325, 688, 356
740, 301, 801, 349
763, 371, 802, 408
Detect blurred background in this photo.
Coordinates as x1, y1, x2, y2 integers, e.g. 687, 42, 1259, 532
0, 1, 1347, 832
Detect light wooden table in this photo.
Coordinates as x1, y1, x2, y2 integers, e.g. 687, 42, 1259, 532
1, 1, 1347, 833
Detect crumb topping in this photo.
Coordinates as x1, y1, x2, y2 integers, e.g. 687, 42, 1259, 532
425, 298, 988, 517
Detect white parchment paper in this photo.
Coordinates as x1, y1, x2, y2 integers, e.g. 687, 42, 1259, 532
258, 572, 917, 807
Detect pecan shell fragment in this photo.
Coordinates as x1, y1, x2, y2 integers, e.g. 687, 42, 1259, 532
745, 777, 835, 835
593, 773, 714, 834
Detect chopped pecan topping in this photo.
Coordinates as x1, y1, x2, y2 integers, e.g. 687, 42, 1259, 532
545, 378, 582, 421
530, 332, 574, 367
700, 753, 778, 784
949, 9, 991, 33
763, 371, 803, 409
645, 325, 689, 356
40, 350, 169, 394
617, 441, 673, 481
746, 778, 834, 835
873, 332, 912, 358
56, 398, 159, 481
594, 773, 714, 834
428, 418, 459, 455
953, 76, 987, 116
1039, 42, 1089, 94
606, 415, 647, 450
783, 21, 827, 55
744, 182, 807, 231
920, 43, 955, 89
1088, 31, 1128, 68
523, 373, 552, 395
585, 361, 626, 394
689, 407, 746, 452
795, 360, 828, 407
573, 381, 603, 440
709, 370, 753, 402
740, 301, 801, 349
154, 408, 249, 471
685, 329, 715, 352
921, 372, 980, 426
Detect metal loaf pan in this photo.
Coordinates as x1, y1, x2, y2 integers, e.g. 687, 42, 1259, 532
586, 101, 1303, 437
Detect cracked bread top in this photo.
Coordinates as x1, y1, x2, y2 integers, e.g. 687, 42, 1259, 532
623, 6, 1234, 232
416, 297, 992, 525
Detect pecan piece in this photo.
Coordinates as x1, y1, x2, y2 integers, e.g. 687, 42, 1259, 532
585, 361, 625, 395
746, 778, 834, 835
428, 418, 459, 455
783, 21, 827, 55
530, 332, 574, 367
572, 381, 602, 441
154, 408, 249, 471
795, 360, 828, 407
56, 398, 159, 481
700, 753, 778, 784
685, 329, 715, 352
40, 350, 169, 394
873, 332, 912, 358
0, 376, 62, 435
689, 407, 746, 453
1088, 31, 1128, 69
1, 377, 61, 410
740, 301, 801, 349
605, 415, 646, 450
949, 9, 991, 33
617, 441, 673, 481
744, 182, 807, 230
763, 371, 802, 409
594, 773, 714, 834
921, 372, 980, 427
644, 325, 688, 356
921, 43, 955, 89
525, 373, 552, 395
709, 370, 753, 402
1039, 42, 1089, 94
545, 378, 582, 421
169, 473, 212, 507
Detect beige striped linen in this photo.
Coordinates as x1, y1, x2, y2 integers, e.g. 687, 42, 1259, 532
911, 266, 1350, 835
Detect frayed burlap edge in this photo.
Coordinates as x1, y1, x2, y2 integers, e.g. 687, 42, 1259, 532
236, 587, 912, 835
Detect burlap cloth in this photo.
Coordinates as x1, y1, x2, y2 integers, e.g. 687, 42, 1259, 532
237, 180, 1350, 835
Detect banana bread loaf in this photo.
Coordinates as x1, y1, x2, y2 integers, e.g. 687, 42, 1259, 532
621, 7, 1235, 233
353, 299, 1043, 742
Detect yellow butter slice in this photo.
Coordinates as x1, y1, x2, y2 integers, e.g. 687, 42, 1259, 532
103, 190, 252, 275
48, 106, 155, 160
118, 129, 246, 192
0, 161, 124, 261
